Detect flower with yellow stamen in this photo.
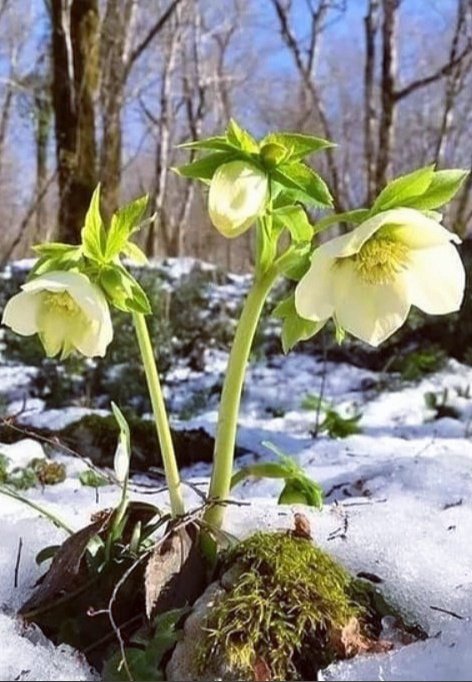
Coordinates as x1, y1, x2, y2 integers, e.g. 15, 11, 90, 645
2, 270, 113, 358
295, 208, 465, 347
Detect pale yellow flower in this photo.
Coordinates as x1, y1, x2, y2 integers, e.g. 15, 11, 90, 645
208, 160, 268, 238
295, 208, 465, 347
2, 270, 113, 358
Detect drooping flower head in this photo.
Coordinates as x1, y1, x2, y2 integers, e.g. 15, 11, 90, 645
208, 160, 269, 238
2, 270, 113, 358
295, 208, 465, 347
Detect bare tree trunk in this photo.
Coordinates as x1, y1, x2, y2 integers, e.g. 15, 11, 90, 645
375, 0, 400, 193
146, 13, 183, 257
34, 90, 52, 236
99, 0, 137, 221
51, 0, 98, 243
434, 0, 470, 165
0, 85, 13, 180
364, 0, 380, 204
269, 0, 346, 212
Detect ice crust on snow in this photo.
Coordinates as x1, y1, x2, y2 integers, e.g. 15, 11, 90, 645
0, 613, 98, 681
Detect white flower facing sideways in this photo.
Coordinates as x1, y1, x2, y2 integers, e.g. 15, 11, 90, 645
295, 208, 465, 347
208, 160, 269, 238
2, 270, 113, 358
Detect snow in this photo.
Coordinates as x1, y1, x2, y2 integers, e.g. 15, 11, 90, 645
2, 260, 472, 680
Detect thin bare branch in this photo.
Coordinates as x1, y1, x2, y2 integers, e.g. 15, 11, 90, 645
125, 0, 184, 78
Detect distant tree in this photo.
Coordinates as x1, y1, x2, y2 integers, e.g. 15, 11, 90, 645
50, 0, 99, 243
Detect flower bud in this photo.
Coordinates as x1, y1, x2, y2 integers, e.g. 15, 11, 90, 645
208, 160, 268, 238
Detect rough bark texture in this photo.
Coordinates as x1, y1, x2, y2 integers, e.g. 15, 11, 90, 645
51, 0, 98, 243
363, 0, 380, 204
375, 0, 399, 194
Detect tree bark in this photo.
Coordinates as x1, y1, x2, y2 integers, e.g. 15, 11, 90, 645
375, 0, 400, 193
363, 0, 380, 204
51, 0, 98, 243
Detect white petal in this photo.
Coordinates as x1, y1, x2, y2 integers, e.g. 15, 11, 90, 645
72, 317, 113, 358
23, 271, 107, 322
333, 261, 411, 346
38, 306, 72, 357
406, 244, 465, 314
2, 291, 41, 335
318, 210, 409, 260
113, 438, 130, 483
295, 251, 337, 321
208, 161, 268, 238
22, 271, 74, 293
378, 208, 461, 249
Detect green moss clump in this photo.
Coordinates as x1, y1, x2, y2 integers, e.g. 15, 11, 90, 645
31, 458, 67, 485
200, 532, 364, 680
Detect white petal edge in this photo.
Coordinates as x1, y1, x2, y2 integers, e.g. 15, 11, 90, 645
379, 208, 461, 249
295, 251, 337, 322
333, 260, 411, 347
2, 291, 42, 335
405, 243, 465, 315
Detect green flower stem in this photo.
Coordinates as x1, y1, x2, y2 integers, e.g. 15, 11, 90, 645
204, 266, 278, 531
132, 312, 185, 517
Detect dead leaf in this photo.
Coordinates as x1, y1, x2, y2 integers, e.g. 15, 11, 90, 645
330, 617, 393, 658
292, 513, 312, 540
253, 656, 272, 681
145, 522, 207, 620
19, 513, 112, 616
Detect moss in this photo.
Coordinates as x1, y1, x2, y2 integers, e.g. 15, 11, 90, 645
31, 458, 67, 485
199, 532, 364, 680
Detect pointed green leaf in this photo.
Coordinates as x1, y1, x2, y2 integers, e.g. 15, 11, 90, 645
177, 136, 236, 152
372, 165, 435, 212
273, 294, 326, 352
272, 205, 313, 242
231, 462, 292, 489
81, 185, 106, 262
272, 163, 333, 207
226, 119, 259, 153
278, 478, 323, 508
33, 242, 80, 257
123, 241, 148, 265
100, 266, 151, 314
314, 208, 370, 234
262, 132, 334, 162
105, 195, 149, 261
402, 169, 469, 210
174, 151, 237, 180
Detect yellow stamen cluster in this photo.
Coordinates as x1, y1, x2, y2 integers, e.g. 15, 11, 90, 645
354, 237, 409, 285
43, 291, 80, 315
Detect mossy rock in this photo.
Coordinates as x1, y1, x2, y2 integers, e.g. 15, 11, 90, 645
168, 531, 423, 681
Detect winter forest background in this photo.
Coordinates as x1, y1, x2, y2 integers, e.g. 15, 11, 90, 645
0, 0, 471, 271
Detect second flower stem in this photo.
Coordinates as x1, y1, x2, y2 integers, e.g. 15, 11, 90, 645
203, 267, 278, 531
133, 312, 185, 517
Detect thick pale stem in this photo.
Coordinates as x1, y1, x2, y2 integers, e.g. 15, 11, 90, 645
132, 312, 185, 517
204, 268, 278, 530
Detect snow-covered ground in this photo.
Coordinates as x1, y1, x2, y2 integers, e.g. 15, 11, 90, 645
1, 261, 472, 680
1, 353, 472, 680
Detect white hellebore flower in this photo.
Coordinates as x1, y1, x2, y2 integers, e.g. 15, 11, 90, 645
295, 208, 465, 347
208, 160, 268, 238
2, 270, 113, 358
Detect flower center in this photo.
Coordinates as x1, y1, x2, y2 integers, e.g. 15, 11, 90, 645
353, 237, 409, 285
43, 291, 81, 316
